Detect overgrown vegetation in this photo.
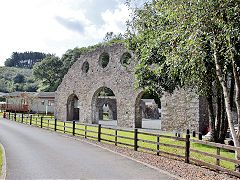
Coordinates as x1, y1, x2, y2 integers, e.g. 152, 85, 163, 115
125, 0, 240, 148
0, 66, 39, 92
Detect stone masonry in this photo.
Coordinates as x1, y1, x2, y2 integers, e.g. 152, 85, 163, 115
55, 43, 144, 128
161, 89, 209, 134
55, 43, 209, 131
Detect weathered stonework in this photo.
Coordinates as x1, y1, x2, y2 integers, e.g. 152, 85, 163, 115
55, 43, 144, 128
161, 89, 209, 133
55, 42, 209, 131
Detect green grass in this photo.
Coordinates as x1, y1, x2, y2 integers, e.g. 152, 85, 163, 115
2, 112, 237, 172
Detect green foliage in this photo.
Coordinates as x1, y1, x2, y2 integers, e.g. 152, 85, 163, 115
100, 52, 110, 68
13, 74, 25, 84
125, 0, 239, 96
4, 51, 53, 69
33, 56, 63, 92
103, 32, 124, 44
0, 97, 6, 102
0, 66, 39, 93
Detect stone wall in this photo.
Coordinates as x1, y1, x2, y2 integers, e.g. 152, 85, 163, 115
161, 89, 208, 133
55, 43, 144, 128
55, 42, 209, 131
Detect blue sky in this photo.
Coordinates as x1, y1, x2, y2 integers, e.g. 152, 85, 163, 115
0, 0, 132, 66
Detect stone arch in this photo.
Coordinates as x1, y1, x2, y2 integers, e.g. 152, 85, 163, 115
91, 86, 117, 124
135, 91, 160, 128
135, 91, 145, 128
98, 97, 117, 120
66, 94, 79, 121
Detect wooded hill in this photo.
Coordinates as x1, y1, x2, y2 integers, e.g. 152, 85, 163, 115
0, 66, 39, 93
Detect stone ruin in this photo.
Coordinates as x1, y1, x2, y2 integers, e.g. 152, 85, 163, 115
55, 43, 209, 133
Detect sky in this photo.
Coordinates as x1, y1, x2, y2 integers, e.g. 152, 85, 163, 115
0, 0, 133, 66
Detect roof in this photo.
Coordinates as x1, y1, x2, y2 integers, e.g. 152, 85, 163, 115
0, 92, 7, 97
4, 92, 55, 98
37, 92, 55, 98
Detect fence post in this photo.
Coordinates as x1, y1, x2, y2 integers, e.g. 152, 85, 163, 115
22, 113, 23, 123
85, 125, 87, 138
54, 119, 57, 131
157, 136, 160, 156
41, 117, 43, 128
64, 122, 65, 133
115, 129, 117, 146
14, 112, 16, 121
192, 131, 196, 137
134, 128, 138, 151
9, 112, 10, 119
185, 129, 190, 163
30, 115, 32, 125
72, 121, 75, 136
216, 147, 220, 166
98, 124, 101, 142
198, 132, 202, 140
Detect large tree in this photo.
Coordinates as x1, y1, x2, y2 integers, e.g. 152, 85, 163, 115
33, 56, 63, 92
125, 0, 239, 160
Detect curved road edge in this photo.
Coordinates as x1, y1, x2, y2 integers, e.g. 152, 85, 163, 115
59, 133, 183, 180
0, 142, 6, 180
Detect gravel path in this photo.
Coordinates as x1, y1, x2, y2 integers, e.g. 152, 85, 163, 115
63, 132, 240, 180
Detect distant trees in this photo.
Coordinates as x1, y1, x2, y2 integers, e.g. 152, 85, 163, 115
0, 66, 38, 93
4, 52, 53, 69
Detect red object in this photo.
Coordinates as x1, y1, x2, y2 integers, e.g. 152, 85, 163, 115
3, 112, 6, 118
206, 126, 210, 133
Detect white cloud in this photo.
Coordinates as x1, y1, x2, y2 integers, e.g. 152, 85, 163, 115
0, 0, 130, 66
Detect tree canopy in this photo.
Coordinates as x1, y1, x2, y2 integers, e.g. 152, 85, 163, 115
4, 51, 53, 69
125, 0, 240, 149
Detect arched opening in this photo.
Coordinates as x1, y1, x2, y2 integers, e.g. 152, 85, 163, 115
67, 94, 79, 121
91, 87, 117, 126
135, 91, 161, 129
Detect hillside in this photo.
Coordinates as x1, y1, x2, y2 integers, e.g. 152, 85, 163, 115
0, 66, 39, 93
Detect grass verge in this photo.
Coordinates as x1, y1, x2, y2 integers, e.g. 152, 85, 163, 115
3, 112, 237, 171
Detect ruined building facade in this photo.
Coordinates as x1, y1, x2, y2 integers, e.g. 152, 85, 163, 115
55, 43, 208, 132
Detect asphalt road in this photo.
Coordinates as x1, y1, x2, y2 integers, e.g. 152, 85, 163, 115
0, 118, 173, 179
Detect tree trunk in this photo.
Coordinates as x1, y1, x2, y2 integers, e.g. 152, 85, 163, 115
215, 93, 221, 142
229, 39, 240, 170
229, 40, 240, 141
213, 39, 239, 148
207, 94, 216, 142
219, 94, 228, 144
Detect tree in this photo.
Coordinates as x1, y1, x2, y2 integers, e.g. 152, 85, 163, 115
33, 56, 63, 92
13, 74, 25, 84
125, 0, 239, 155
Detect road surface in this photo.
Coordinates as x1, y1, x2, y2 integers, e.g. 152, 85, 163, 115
0, 118, 174, 179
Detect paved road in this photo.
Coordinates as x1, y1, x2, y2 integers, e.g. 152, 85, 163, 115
0, 118, 173, 179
